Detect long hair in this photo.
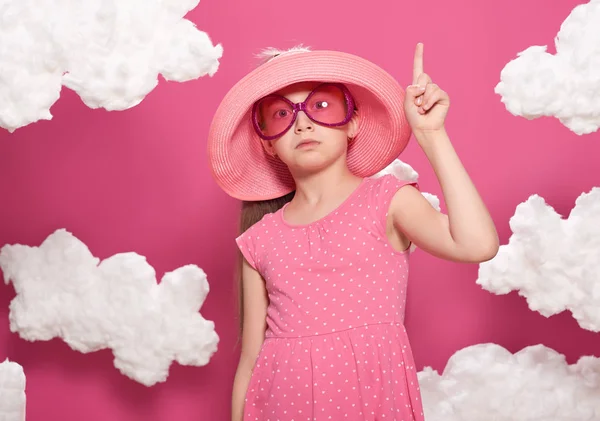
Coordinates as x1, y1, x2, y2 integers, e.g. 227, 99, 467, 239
233, 45, 308, 338
235, 192, 294, 337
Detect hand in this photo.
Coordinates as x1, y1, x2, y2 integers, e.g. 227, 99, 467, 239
404, 43, 450, 134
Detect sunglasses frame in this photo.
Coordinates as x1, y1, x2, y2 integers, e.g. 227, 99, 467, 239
251, 83, 355, 141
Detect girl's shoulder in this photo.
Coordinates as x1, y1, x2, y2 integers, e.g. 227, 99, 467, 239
235, 211, 281, 272
240, 210, 280, 237
364, 174, 419, 198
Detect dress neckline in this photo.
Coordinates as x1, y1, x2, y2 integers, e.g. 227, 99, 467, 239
279, 178, 368, 228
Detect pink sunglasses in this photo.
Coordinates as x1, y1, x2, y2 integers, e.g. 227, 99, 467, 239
252, 83, 356, 140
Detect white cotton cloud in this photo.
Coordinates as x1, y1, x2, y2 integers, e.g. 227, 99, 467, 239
0, 359, 26, 421
495, 0, 600, 135
476, 188, 600, 332
418, 343, 600, 421
372, 159, 441, 251
0, 0, 223, 133
0, 229, 219, 387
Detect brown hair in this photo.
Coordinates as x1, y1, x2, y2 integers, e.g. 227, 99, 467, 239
235, 192, 295, 337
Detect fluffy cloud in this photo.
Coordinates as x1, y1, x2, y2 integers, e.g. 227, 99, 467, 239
418, 343, 600, 420
476, 188, 600, 332
0, 359, 26, 421
495, 0, 600, 135
0, 229, 219, 386
0, 0, 223, 133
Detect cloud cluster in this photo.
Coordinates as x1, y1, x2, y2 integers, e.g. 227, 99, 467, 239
495, 0, 600, 135
0, 359, 26, 421
0, 0, 223, 132
418, 343, 600, 420
476, 188, 600, 332
0, 229, 219, 386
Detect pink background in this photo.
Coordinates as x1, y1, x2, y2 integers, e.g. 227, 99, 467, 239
1, 0, 599, 420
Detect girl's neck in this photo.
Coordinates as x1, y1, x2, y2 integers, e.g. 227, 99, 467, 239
291, 161, 363, 208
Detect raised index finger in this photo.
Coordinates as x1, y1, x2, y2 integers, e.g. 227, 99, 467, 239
412, 43, 424, 85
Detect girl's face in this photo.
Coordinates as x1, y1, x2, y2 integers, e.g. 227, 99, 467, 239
260, 82, 359, 177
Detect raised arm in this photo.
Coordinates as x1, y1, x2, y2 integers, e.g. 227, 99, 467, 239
390, 43, 499, 263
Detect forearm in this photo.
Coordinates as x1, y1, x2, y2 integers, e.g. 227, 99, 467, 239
231, 358, 254, 421
415, 127, 499, 257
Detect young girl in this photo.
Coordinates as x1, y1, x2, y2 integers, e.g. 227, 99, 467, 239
207, 44, 499, 421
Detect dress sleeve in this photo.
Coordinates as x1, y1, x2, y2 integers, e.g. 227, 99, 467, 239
235, 224, 260, 271
373, 173, 420, 233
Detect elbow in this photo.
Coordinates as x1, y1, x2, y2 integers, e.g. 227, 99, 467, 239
477, 242, 499, 262
238, 351, 260, 373
457, 234, 499, 263
469, 237, 500, 263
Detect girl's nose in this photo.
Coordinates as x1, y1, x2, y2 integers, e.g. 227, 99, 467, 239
294, 111, 314, 134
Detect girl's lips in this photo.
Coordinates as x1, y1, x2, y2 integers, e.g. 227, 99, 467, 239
296, 139, 320, 149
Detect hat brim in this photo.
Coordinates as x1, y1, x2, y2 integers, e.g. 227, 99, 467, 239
208, 50, 412, 201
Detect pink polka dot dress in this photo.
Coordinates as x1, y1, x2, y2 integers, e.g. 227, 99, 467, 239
236, 174, 425, 421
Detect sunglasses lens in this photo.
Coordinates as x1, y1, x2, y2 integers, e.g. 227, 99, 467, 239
255, 96, 294, 138
305, 84, 349, 125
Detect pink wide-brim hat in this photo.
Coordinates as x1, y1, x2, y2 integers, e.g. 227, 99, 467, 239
207, 49, 412, 201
